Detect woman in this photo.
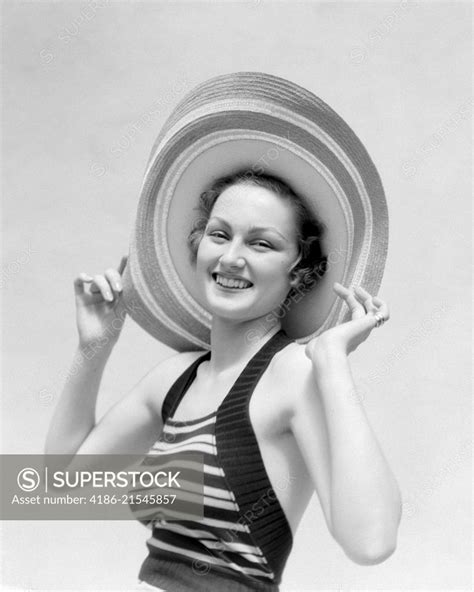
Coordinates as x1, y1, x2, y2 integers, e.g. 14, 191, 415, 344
45, 169, 401, 592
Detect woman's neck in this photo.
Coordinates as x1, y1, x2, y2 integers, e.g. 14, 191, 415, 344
208, 316, 282, 375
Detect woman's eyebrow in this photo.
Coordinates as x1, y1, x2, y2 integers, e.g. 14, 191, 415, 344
209, 217, 289, 241
248, 225, 289, 241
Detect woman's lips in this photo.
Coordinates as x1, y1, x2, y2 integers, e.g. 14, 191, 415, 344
211, 272, 253, 290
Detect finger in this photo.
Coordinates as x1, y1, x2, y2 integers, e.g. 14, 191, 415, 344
74, 274, 89, 296
333, 282, 365, 319
373, 296, 390, 321
333, 282, 352, 297
118, 255, 128, 275
91, 274, 114, 302
354, 285, 372, 299
353, 286, 377, 313
104, 267, 123, 293
77, 272, 102, 293
87, 291, 111, 305
372, 296, 383, 306
355, 289, 390, 323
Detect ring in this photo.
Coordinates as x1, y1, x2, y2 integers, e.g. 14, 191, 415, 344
373, 312, 385, 328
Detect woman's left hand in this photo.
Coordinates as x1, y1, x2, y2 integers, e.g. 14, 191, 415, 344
305, 282, 390, 359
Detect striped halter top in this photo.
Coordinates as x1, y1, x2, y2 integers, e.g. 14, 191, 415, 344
137, 329, 294, 592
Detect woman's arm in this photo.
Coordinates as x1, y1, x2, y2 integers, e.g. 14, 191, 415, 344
71, 350, 200, 456
44, 259, 197, 467
44, 343, 114, 455
289, 345, 401, 565
44, 344, 180, 457
289, 284, 401, 566
44, 352, 193, 482
314, 344, 400, 564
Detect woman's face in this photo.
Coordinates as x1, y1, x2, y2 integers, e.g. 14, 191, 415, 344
196, 182, 300, 323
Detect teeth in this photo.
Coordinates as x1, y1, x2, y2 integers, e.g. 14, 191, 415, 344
214, 274, 251, 289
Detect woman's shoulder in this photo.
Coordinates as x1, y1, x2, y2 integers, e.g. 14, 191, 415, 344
268, 340, 314, 400
252, 339, 316, 430
142, 349, 209, 417
273, 339, 312, 374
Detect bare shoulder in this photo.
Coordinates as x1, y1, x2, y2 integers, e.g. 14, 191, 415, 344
267, 340, 315, 417
141, 349, 208, 416
271, 340, 314, 385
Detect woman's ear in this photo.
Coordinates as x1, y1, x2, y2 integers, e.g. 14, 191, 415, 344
289, 269, 303, 288
288, 251, 303, 287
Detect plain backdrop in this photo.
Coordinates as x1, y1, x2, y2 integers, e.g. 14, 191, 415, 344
1, 1, 471, 591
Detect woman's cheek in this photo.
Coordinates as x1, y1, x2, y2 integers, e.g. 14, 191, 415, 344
197, 238, 217, 261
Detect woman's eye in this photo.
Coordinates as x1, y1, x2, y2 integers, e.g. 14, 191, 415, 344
253, 241, 273, 249
209, 231, 227, 240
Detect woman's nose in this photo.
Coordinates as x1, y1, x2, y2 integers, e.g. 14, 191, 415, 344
219, 241, 246, 268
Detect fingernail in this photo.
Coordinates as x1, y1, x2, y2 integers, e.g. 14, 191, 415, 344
115, 282, 122, 292
106, 292, 113, 301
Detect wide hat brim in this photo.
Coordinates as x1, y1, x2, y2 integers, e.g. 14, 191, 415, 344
122, 72, 388, 351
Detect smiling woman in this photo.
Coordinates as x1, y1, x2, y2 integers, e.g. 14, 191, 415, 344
188, 170, 328, 311
189, 172, 327, 333
45, 72, 400, 592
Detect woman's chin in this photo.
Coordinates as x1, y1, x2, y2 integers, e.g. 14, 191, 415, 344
204, 299, 251, 319
203, 290, 257, 318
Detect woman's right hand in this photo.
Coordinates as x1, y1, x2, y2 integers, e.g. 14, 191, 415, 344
73, 256, 128, 349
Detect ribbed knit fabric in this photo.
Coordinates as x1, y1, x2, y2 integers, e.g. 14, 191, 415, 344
138, 329, 294, 592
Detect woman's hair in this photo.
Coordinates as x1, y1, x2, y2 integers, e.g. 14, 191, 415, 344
187, 169, 328, 299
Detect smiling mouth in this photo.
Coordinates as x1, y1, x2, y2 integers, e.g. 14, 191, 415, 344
212, 273, 253, 290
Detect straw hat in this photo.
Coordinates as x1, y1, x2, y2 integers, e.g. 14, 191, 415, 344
122, 72, 388, 351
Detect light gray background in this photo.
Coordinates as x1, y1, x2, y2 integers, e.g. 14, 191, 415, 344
1, 1, 471, 590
